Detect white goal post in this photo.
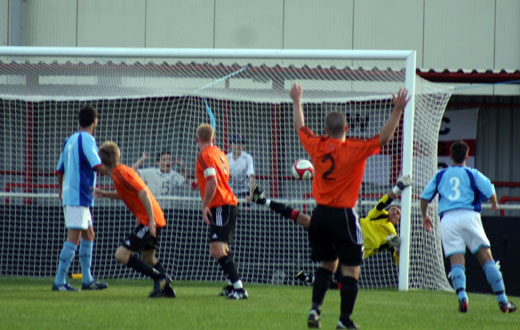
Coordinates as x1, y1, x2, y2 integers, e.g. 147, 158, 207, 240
0, 46, 452, 291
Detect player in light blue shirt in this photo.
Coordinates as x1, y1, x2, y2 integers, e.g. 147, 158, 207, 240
420, 140, 516, 313
52, 106, 108, 292
420, 161, 495, 217
56, 131, 102, 207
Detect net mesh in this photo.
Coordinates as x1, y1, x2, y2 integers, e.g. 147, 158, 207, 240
0, 52, 452, 290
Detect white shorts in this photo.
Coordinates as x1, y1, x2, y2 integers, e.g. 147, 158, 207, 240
64, 206, 92, 230
440, 209, 490, 257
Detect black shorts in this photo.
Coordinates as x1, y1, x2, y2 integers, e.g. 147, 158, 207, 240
122, 224, 162, 252
208, 205, 237, 243
308, 205, 364, 266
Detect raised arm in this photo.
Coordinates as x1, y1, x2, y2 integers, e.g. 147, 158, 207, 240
374, 174, 413, 209
379, 88, 410, 146
374, 193, 393, 211
388, 174, 413, 200
132, 152, 149, 171
176, 157, 189, 180
290, 83, 305, 132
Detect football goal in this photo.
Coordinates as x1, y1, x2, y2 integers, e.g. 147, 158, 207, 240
0, 47, 452, 291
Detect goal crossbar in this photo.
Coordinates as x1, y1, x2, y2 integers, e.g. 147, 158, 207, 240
0, 46, 415, 61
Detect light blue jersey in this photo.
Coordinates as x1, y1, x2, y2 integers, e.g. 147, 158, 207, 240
56, 132, 101, 206
420, 165, 495, 216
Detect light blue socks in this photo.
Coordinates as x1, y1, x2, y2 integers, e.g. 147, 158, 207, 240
79, 240, 94, 285
483, 260, 507, 303
54, 241, 77, 285
450, 264, 468, 302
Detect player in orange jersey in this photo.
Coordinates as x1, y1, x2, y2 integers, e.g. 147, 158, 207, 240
95, 141, 175, 298
195, 123, 247, 300
290, 82, 410, 329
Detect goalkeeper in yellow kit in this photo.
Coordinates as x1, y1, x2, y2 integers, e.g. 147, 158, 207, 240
252, 174, 412, 276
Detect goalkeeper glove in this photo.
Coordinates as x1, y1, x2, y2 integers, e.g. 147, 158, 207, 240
392, 174, 412, 194
295, 270, 313, 284
386, 234, 401, 251
251, 184, 266, 204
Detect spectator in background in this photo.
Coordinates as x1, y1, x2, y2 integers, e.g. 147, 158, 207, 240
132, 151, 188, 200
226, 134, 255, 202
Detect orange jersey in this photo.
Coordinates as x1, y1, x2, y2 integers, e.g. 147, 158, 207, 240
112, 164, 166, 228
196, 145, 238, 208
299, 127, 381, 208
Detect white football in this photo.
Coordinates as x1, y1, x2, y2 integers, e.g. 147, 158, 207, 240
292, 159, 314, 180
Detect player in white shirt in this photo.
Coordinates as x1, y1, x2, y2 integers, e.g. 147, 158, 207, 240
132, 151, 188, 200
226, 134, 255, 201
420, 140, 516, 314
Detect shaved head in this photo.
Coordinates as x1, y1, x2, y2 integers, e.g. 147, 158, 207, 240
325, 111, 347, 138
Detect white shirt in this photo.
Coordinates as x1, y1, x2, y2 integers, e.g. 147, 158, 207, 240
137, 167, 185, 197
226, 151, 255, 194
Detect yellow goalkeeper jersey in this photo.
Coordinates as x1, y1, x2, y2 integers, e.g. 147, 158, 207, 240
360, 193, 399, 264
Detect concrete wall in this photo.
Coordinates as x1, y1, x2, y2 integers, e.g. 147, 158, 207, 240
4, 0, 519, 73
0, 0, 8, 46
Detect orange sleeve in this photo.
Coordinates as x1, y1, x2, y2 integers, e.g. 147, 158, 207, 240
113, 166, 166, 228
298, 126, 318, 156
197, 152, 209, 170
346, 135, 381, 160
114, 167, 146, 196
202, 151, 216, 170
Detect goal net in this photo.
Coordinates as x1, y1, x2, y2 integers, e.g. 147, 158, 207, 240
0, 48, 452, 290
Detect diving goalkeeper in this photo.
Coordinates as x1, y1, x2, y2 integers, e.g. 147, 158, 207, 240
252, 174, 412, 272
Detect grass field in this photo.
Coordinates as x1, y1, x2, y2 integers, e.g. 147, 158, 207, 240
0, 277, 518, 330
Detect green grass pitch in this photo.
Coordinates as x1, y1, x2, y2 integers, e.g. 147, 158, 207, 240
0, 277, 518, 330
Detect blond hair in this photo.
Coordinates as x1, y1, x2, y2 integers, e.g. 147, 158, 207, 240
98, 141, 121, 168
197, 123, 214, 143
